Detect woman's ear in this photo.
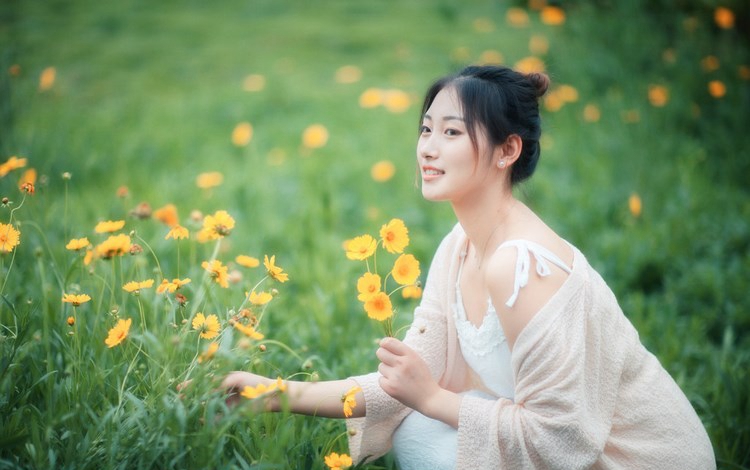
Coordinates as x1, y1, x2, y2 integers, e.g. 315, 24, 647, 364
495, 134, 522, 168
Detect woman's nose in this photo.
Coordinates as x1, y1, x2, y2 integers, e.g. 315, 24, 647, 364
418, 136, 437, 160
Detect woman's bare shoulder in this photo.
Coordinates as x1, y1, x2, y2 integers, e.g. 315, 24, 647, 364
483, 233, 572, 350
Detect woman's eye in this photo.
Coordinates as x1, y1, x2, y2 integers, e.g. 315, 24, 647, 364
445, 128, 460, 136
419, 125, 431, 134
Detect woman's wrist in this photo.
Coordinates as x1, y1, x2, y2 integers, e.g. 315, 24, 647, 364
419, 387, 461, 429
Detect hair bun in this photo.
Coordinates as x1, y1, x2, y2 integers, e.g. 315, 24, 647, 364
527, 72, 550, 97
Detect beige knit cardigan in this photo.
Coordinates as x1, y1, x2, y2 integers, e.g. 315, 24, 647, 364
346, 224, 715, 469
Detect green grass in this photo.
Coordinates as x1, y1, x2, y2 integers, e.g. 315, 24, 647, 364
1, 0, 748, 468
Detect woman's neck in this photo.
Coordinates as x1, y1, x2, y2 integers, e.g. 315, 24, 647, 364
453, 190, 519, 269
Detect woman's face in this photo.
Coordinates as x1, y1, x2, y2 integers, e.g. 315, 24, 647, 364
417, 87, 495, 204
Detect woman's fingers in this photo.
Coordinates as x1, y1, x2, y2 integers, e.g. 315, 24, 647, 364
376, 345, 400, 366
378, 336, 408, 355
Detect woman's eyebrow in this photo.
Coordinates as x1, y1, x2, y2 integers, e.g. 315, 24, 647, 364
422, 113, 465, 122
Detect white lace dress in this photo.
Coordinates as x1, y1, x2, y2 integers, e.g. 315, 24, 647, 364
391, 240, 572, 469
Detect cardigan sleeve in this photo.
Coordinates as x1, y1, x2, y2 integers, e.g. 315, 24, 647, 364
346, 225, 462, 464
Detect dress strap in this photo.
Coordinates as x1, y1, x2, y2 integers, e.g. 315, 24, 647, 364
498, 240, 572, 308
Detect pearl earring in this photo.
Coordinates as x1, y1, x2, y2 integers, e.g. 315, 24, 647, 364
498, 160, 506, 168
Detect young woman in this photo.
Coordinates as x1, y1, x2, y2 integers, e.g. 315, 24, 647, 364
222, 65, 715, 469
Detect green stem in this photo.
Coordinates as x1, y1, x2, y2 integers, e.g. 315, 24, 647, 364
258, 339, 304, 362
116, 339, 143, 415
134, 232, 164, 280
189, 238, 222, 319
137, 297, 146, 332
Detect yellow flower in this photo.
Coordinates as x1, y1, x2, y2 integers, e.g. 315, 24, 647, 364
364, 292, 393, 321
544, 93, 563, 112
714, 7, 735, 29
83, 249, 94, 266
198, 342, 219, 363
95, 234, 131, 259
629, 193, 643, 218
196, 171, 224, 189
66, 237, 90, 251
0, 156, 27, 177
380, 218, 409, 254
506, 7, 529, 27
708, 80, 726, 98
357, 272, 381, 301
105, 318, 132, 348
274, 376, 287, 392
16, 180, 33, 195
263, 255, 289, 283
231, 122, 253, 147
334, 65, 362, 84
233, 321, 264, 340
18, 168, 37, 193
243, 74, 266, 92
62, 293, 91, 306
345, 234, 377, 260
451, 46, 471, 62
583, 104, 601, 123
153, 204, 179, 227
202, 210, 235, 239
302, 124, 329, 149
359, 88, 384, 108
165, 225, 189, 240
324, 451, 353, 470
648, 85, 669, 107
202, 260, 229, 288
514, 56, 545, 74
540, 5, 565, 25
479, 50, 504, 66
700, 55, 720, 72
392, 254, 420, 286
236, 254, 260, 268
370, 160, 395, 182
195, 228, 214, 243
620, 109, 641, 123
556, 84, 578, 103
123, 279, 155, 293
248, 290, 273, 306
39, 66, 56, 91
94, 220, 125, 233
156, 277, 191, 294
192, 313, 221, 339
341, 385, 362, 418
239, 384, 268, 399
240, 380, 283, 399
383, 89, 411, 113
0, 223, 21, 253
402, 284, 422, 299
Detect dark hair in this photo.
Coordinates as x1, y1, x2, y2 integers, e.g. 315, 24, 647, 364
420, 65, 549, 185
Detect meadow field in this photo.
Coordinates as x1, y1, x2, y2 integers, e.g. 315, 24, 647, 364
1, 0, 748, 468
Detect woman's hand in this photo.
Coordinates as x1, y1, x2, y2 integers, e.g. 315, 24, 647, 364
376, 337, 461, 427
221, 371, 274, 408
376, 337, 440, 412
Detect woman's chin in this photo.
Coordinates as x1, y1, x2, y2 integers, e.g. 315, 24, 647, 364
421, 189, 448, 202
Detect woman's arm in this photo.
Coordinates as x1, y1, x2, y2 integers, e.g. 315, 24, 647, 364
222, 371, 365, 418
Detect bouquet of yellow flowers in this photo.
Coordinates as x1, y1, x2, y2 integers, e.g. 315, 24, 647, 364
344, 218, 421, 337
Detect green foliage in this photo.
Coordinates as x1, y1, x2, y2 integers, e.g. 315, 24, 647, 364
1, 0, 748, 468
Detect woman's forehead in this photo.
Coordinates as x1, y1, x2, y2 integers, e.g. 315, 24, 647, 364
425, 87, 463, 117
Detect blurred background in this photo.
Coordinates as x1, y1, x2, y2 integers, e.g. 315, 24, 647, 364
1, 0, 748, 468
